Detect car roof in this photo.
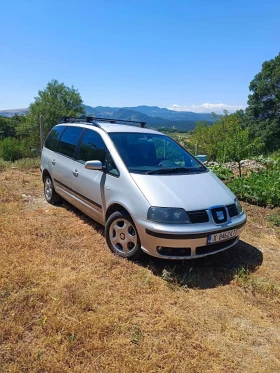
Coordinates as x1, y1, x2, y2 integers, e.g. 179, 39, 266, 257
56, 121, 163, 135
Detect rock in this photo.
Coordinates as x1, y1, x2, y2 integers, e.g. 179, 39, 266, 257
21, 194, 32, 198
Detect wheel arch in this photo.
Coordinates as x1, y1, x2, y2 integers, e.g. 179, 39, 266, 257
42, 169, 51, 182
105, 203, 132, 222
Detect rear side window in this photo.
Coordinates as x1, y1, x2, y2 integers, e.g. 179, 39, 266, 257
76, 130, 107, 164
56, 126, 83, 158
44, 126, 66, 151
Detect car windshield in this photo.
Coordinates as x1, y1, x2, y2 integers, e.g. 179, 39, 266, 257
109, 132, 206, 175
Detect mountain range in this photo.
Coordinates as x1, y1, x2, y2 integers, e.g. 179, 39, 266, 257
0, 105, 215, 131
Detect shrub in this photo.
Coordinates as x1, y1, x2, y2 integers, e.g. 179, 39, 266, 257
0, 137, 25, 162
228, 169, 280, 207
208, 165, 234, 181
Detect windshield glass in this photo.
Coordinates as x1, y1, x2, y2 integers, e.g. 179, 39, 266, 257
109, 132, 206, 174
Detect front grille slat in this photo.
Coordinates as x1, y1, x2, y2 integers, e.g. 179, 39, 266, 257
186, 210, 209, 224
226, 204, 238, 218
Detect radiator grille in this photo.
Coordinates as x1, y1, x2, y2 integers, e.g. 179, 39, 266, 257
226, 204, 238, 217
186, 210, 209, 224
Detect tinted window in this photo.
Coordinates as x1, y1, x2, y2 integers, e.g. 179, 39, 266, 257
44, 126, 66, 151
56, 126, 83, 158
76, 130, 107, 164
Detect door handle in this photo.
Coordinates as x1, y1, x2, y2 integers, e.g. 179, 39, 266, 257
73, 169, 79, 177
51, 159, 56, 165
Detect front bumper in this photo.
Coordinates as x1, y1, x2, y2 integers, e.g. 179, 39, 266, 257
133, 212, 247, 259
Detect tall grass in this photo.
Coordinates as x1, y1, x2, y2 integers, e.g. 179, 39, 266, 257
0, 157, 40, 171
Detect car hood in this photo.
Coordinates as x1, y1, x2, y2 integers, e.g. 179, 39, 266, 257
131, 170, 236, 210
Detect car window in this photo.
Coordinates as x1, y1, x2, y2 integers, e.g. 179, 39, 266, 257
44, 126, 66, 151
109, 132, 204, 174
106, 153, 119, 176
56, 126, 84, 158
76, 129, 107, 164
153, 137, 185, 167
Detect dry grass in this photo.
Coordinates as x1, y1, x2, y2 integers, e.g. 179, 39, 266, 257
0, 168, 280, 373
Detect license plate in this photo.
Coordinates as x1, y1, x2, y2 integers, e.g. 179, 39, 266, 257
208, 229, 237, 244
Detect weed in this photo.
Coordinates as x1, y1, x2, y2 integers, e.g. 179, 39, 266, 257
69, 332, 76, 343
131, 325, 143, 345
268, 211, 280, 227
234, 266, 279, 297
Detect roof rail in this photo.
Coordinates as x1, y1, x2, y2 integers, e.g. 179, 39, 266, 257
58, 116, 146, 128
90, 117, 146, 128
58, 116, 88, 124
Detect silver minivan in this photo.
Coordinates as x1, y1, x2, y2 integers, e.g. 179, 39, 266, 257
40, 117, 246, 260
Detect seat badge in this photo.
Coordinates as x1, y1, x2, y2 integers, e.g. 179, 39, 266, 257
217, 211, 224, 221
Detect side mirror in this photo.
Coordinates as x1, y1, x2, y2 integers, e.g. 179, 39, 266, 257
85, 160, 103, 170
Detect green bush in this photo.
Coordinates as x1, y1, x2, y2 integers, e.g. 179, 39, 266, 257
0, 137, 39, 162
228, 169, 280, 207
208, 165, 234, 181
0, 137, 25, 162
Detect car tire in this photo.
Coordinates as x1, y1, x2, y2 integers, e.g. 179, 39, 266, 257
44, 175, 61, 205
105, 211, 143, 260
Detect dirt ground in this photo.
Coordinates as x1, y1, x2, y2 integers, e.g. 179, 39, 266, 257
0, 168, 280, 373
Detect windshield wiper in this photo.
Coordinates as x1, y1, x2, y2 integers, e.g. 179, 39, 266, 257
146, 167, 204, 175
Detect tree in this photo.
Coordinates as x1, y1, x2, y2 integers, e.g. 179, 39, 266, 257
247, 53, 280, 151
0, 115, 26, 140
0, 116, 16, 139
17, 80, 84, 147
190, 112, 264, 169
224, 124, 263, 177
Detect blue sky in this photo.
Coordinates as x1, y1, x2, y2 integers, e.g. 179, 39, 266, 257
0, 0, 279, 112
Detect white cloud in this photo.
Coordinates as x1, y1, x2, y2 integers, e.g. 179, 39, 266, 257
168, 103, 246, 113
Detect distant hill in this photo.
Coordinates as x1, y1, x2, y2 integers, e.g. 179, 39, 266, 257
123, 105, 214, 122
0, 108, 28, 117
84, 105, 215, 130
0, 105, 215, 131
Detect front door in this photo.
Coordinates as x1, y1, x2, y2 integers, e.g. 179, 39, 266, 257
71, 129, 108, 223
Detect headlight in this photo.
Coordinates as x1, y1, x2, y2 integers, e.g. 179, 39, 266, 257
147, 207, 191, 224
235, 199, 243, 214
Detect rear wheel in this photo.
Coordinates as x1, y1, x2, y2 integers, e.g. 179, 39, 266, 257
105, 211, 142, 260
44, 175, 61, 204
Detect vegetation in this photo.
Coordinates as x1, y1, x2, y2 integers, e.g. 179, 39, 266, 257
247, 52, 280, 152
0, 80, 84, 156
0, 137, 26, 162
0, 157, 40, 171
191, 112, 264, 172
19, 79, 84, 148
208, 164, 234, 181
228, 166, 280, 207
268, 211, 280, 227
191, 53, 280, 162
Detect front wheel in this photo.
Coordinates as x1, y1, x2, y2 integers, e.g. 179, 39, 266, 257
44, 175, 61, 204
105, 211, 143, 260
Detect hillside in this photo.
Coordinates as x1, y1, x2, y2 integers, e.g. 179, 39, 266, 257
83, 105, 214, 130
0, 108, 28, 117
0, 105, 215, 131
